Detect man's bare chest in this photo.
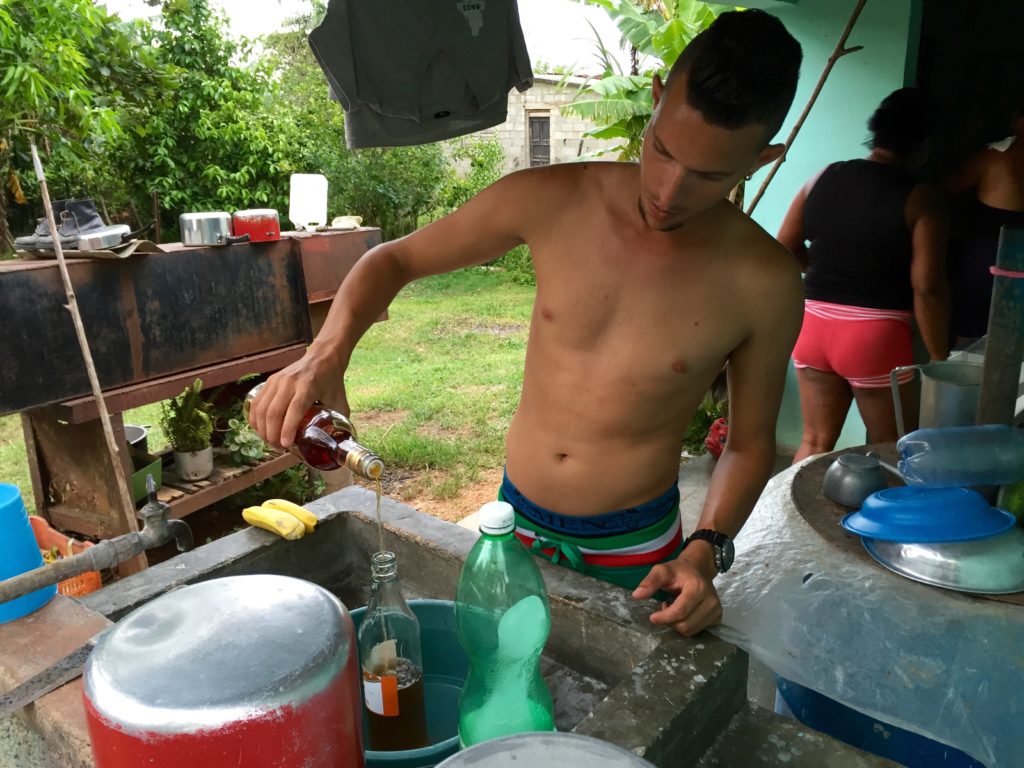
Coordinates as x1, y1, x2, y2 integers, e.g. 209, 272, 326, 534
529, 247, 745, 381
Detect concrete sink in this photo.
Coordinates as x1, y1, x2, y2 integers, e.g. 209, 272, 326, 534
80, 487, 895, 767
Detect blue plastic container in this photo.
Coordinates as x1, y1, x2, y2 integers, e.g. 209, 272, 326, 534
0, 484, 56, 624
350, 599, 468, 768
841, 486, 1016, 543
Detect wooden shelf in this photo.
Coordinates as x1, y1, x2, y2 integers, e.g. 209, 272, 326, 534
162, 451, 301, 520
46, 451, 301, 538
18, 229, 379, 569
56, 345, 307, 424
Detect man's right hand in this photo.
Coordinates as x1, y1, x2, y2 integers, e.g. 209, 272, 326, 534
247, 347, 349, 449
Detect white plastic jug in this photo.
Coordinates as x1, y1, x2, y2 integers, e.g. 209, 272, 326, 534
289, 173, 328, 230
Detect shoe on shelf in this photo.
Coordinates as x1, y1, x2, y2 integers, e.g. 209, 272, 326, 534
35, 199, 104, 250
12, 200, 69, 250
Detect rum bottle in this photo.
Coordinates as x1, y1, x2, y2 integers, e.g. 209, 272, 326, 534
244, 382, 384, 480
358, 551, 430, 751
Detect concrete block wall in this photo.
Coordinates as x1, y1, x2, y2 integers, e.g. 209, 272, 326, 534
488, 77, 622, 172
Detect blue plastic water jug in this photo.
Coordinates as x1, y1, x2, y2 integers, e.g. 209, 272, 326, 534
897, 425, 1024, 487
0, 484, 56, 624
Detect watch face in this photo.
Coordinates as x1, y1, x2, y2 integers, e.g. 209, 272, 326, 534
719, 538, 736, 572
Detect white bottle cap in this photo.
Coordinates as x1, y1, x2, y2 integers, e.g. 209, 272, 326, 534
478, 501, 515, 535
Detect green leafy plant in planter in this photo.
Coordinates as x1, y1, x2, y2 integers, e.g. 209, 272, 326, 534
160, 379, 215, 480
223, 417, 267, 466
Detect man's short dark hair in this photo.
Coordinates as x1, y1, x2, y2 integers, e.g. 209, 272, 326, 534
666, 9, 802, 141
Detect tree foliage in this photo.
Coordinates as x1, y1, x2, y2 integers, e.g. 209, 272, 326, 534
562, 0, 719, 160
0, 0, 168, 250
120, 0, 296, 222
2, 0, 505, 252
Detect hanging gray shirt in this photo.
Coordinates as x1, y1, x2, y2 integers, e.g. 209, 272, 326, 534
309, 0, 534, 148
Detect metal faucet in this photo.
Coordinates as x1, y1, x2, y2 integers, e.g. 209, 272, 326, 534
0, 476, 193, 606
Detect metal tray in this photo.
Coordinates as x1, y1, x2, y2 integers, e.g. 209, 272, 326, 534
863, 527, 1024, 594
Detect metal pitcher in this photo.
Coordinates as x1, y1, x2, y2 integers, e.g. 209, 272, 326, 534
890, 361, 984, 437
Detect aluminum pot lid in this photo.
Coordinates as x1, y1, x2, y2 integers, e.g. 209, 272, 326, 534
437, 733, 657, 766
180, 211, 231, 222
84, 575, 354, 733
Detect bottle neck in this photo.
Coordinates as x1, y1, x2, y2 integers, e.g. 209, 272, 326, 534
369, 552, 405, 607
480, 528, 516, 540
337, 437, 385, 481
371, 551, 397, 581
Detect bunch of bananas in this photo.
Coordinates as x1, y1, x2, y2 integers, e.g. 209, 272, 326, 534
242, 499, 318, 541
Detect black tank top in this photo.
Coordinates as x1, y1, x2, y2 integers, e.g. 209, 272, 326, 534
802, 159, 918, 310
948, 198, 1024, 338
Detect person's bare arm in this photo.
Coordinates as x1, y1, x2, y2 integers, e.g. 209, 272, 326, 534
633, 246, 804, 636
776, 169, 826, 270
907, 184, 950, 361
249, 169, 550, 447
944, 149, 988, 195
776, 184, 810, 270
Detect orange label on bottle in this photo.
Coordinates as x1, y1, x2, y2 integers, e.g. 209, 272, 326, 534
363, 673, 400, 717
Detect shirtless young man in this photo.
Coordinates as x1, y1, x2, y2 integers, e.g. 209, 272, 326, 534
249, 9, 804, 637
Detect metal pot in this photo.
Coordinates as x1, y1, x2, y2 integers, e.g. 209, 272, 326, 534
232, 209, 281, 242
179, 212, 251, 247
822, 453, 889, 508
890, 361, 984, 437
124, 425, 148, 454
84, 575, 364, 768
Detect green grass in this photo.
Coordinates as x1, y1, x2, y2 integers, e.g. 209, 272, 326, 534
348, 267, 533, 498
0, 416, 30, 510
0, 266, 534, 511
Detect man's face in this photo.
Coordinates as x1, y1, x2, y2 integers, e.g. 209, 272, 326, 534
638, 73, 777, 231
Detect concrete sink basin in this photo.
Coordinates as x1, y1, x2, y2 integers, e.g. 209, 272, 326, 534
81, 487, 895, 768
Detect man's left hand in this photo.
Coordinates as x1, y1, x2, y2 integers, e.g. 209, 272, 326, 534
632, 545, 722, 636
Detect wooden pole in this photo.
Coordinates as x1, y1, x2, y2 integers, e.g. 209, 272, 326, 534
976, 227, 1024, 427
29, 144, 146, 572
746, 0, 869, 216
978, 226, 1024, 521
151, 191, 161, 245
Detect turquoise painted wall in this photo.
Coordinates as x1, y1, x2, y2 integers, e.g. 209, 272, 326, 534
720, 0, 921, 451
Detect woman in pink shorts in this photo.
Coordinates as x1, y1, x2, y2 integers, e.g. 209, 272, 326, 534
777, 88, 951, 462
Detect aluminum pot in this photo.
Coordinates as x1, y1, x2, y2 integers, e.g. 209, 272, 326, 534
232, 209, 281, 242
84, 575, 364, 768
822, 453, 889, 508
179, 212, 251, 246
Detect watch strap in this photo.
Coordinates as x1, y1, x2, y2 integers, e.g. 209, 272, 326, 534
684, 529, 733, 573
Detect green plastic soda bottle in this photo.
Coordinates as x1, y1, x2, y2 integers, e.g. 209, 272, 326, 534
455, 500, 555, 747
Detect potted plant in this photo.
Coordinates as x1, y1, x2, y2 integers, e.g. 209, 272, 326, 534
160, 379, 215, 480
223, 416, 267, 466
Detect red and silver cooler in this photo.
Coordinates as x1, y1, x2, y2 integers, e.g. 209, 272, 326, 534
84, 575, 364, 768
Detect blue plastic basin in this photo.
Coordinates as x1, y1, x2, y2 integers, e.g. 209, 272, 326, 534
841, 486, 1016, 543
350, 599, 467, 768
0, 484, 56, 624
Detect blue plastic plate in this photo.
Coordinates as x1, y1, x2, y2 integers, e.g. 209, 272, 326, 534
841, 486, 1016, 543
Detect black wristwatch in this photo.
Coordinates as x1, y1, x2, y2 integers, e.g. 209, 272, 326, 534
684, 529, 735, 574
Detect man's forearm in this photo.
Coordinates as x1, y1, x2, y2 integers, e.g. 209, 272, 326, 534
310, 242, 413, 367
695, 441, 777, 538
677, 440, 776, 577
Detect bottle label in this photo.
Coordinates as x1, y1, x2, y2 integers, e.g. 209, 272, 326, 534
363, 674, 399, 716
